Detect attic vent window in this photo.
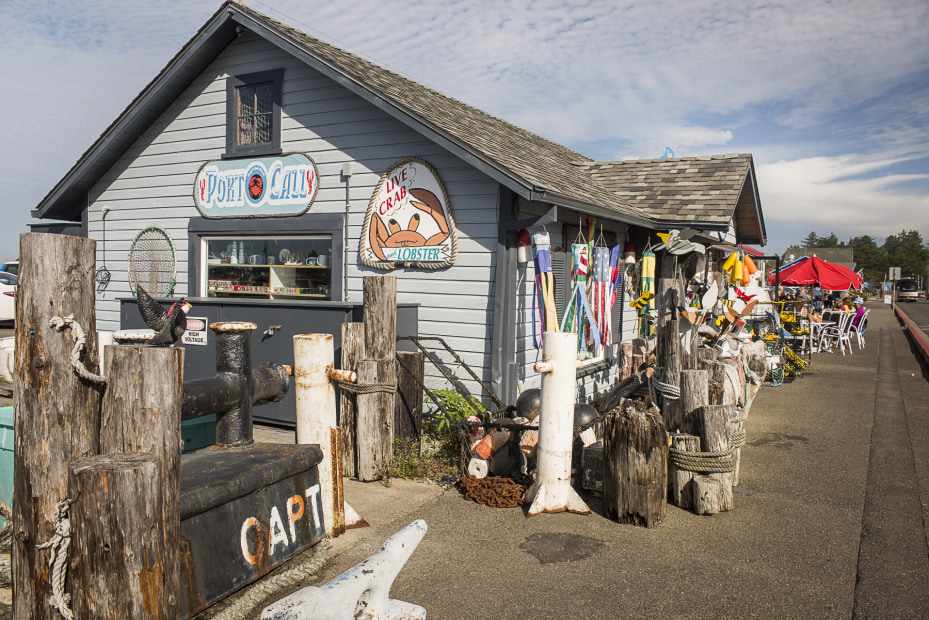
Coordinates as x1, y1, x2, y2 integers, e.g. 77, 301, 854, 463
224, 69, 283, 158
238, 82, 273, 145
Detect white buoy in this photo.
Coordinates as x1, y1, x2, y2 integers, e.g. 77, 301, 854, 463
525, 332, 591, 516
261, 520, 428, 620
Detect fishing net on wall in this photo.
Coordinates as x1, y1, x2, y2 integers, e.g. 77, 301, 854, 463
128, 224, 177, 297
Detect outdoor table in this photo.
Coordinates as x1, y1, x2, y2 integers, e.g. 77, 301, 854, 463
809, 320, 836, 353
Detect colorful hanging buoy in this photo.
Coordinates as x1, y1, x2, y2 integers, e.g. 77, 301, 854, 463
531, 232, 558, 348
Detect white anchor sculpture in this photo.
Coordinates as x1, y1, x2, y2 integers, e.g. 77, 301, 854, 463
261, 520, 428, 620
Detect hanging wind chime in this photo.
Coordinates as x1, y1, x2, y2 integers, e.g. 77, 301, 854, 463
560, 242, 601, 352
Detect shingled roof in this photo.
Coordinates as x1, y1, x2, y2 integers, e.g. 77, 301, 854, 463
236, 3, 651, 225
33, 1, 764, 244
576, 154, 766, 244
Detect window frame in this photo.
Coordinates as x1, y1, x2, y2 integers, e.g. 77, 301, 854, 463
224, 69, 284, 159
187, 214, 345, 302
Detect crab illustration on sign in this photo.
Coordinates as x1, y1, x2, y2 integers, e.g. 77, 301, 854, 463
360, 158, 458, 269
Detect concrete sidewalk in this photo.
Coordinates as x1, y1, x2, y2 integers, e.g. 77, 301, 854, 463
273, 303, 929, 619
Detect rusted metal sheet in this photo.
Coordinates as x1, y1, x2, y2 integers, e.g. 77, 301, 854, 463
178, 443, 325, 618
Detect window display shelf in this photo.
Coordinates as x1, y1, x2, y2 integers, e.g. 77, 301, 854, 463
203, 235, 333, 301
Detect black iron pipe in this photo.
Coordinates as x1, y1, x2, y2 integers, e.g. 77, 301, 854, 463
214, 326, 255, 447
181, 364, 291, 422
182, 373, 241, 421
253, 363, 291, 404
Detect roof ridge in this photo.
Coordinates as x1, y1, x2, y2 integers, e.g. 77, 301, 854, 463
578, 153, 751, 167
237, 2, 594, 164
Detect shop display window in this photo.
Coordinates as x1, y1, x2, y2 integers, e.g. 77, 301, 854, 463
202, 235, 332, 300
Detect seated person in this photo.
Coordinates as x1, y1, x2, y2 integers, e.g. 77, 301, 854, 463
851, 297, 867, 329
812, 287, 823, 311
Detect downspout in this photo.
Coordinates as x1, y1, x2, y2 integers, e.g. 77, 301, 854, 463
490, 187, 518, 406
342, 163, 353, 301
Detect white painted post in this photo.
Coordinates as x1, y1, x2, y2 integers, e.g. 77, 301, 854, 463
525, 332, 591, 517
293, 334, 368, 536
294, 334, 338, 537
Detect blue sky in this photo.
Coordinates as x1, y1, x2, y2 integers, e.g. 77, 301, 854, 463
2, 0, 927, 260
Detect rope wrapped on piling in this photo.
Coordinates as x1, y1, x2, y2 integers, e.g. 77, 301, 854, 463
668, 447, 736, 473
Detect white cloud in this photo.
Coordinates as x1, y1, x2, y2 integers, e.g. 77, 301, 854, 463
2, 0, 928, 257
757, 154, 929, 246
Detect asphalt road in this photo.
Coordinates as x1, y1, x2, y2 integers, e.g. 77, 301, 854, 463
897, 297, 929, 332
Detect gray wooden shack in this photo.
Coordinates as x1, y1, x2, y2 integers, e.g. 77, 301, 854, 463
31, 2, 766, 421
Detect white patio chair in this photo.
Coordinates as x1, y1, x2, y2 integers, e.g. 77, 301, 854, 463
849, 309, 869, 349
817, 311, 854, 355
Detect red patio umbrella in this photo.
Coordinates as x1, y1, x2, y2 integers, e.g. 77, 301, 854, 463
767, 256, 863, 290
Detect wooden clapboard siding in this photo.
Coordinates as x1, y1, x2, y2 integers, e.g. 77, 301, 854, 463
87, 33, 502, 399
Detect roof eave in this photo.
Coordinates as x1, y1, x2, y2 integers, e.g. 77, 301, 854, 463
733, 157, 767, 246
534, 189, 655, 228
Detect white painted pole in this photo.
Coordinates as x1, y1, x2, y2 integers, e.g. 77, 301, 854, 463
525, 332, 591, 516
294, 334, 338, 536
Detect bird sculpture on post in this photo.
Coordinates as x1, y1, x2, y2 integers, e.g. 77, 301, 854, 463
136, 285, 191, 345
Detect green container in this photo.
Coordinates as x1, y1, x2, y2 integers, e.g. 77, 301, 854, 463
0, 407, 13, 529
0, 407, 216, 527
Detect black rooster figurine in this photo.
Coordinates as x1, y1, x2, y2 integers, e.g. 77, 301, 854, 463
136, 285, 192, 345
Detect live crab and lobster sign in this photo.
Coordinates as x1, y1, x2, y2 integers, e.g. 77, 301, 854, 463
360, 158, 458, 269
192, 153, 320, 218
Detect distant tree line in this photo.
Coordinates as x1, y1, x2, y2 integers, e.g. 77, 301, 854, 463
797, 230, 929, 285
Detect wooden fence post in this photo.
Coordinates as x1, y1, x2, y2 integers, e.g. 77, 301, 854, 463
355, 277, 397, 481
69, 453, 167, 617
97, 344, 184, 617
340, 322, 364, 477
13, 233, 103, 619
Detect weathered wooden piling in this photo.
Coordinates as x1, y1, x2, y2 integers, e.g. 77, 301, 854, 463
13, 233, 103, 619
695, 404, 736, 511
356, 276, 398, 481
96, 344, 184, 617
340, 322, 364, 477
69, 453, 169, 617
602, 400, 668, 527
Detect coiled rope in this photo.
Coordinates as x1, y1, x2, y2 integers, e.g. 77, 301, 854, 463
730, 428, 746, 448
36, 499, 75, 620
669, 447, 736, 473
49, 315, 107, 385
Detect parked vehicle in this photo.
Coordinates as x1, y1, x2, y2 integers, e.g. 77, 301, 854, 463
0, 261, 18, 277
0, 272, 16, 323
897, 278, 920, 302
